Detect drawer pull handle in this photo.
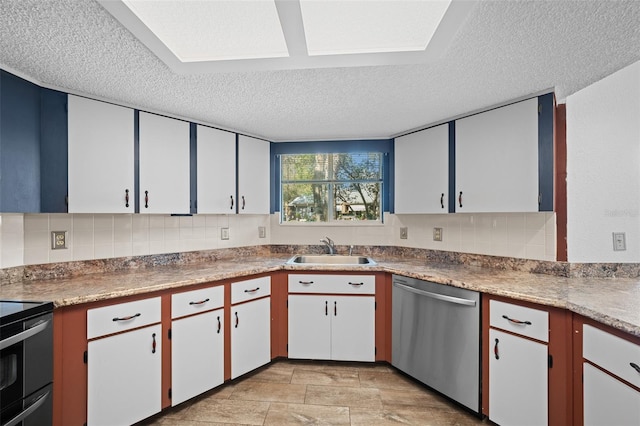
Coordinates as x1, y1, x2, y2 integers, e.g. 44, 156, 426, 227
299, 281, 314, 285
348, 282, 364, 286
631, 362, 640, 374
244, 287, 260, 293
502, 315, 532, 325
152, 333, 157, 354
217, 316, 221, 334
189, 298, 210, 305
494, 338, 500, 360
112, 313, 141, 322
235, 312, 239, 328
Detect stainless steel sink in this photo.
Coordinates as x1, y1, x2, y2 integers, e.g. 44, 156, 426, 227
286, 254, 377, 266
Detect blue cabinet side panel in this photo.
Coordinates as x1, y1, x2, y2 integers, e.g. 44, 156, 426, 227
134, 110, 140, 213
190, 123, 197, 214
538, 93, 554, 211
448, 121, 456, 213
40, 88, 68, 213
270, 142, 279, 215
0, 71, 41, 212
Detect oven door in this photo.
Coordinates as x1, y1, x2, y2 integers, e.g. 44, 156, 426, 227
0, 382, 52, 426
0, 313, 53, 425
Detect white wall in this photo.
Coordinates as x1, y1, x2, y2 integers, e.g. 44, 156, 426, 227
566, 60, 640, 262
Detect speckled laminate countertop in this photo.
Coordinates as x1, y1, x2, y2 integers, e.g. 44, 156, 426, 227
2, 255, 639, 338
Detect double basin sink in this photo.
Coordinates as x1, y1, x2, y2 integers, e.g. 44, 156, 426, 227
286, 254, 377, 266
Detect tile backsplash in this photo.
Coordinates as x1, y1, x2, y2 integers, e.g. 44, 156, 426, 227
0, 211, 556, 268
21, 213, 270, 266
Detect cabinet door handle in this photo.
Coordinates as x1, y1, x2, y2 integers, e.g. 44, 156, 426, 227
125, 189, 130, 208
325, 301, 328, 316
217, 316, 221, 334
631, 362, 640, 374
494, 338, 500, 360
298, 281, 314, 285
440, 193, 444, 209
458, 191, 463, 208
334, 301, 337, 316
241, 195, 246, 210
189, 298, 209, 306
235, 312, 239, 328
144, 190, 149, 209
348, 282, 364, 286
112, 312, 141, 322
230, 195, 234, 210
502, 315, 532, 325
152, 333, 157, 354
244, 287, 260, 293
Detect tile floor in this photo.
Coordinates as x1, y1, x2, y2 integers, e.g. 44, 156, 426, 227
141, 360, 487, 425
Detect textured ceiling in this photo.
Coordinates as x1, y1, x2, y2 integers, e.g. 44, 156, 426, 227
1, 0, 639, 142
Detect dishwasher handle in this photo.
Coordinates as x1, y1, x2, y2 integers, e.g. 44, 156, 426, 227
393, 282, 477, 307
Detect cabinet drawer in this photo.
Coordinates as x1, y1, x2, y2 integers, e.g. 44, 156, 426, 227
583, 324, 640, 388
172, 285, 224, 319
288, 274, 375, 294
231, 276, 271, 304
87, 297, 161, 339
489, 299, 549, 342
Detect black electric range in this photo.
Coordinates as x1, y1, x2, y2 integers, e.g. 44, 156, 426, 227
1, 300, 54, 426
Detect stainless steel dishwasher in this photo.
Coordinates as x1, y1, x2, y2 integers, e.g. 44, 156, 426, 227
392, 275, 480, 414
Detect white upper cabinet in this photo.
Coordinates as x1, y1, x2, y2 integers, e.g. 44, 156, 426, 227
196, 125, 236, 214
395, 124, 449, 214
455, 98, 539, 212
139, 112, 190, 214
68, 95, 134, 213
237, 135, 270, 214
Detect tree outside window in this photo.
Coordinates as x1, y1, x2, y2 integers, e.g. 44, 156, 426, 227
281, 152, 382, 223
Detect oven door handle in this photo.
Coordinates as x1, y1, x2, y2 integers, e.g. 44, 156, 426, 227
0, 319, 50, 350
2, 389, 50, 426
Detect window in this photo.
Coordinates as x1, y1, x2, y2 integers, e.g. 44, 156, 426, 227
280, 152, 383, 222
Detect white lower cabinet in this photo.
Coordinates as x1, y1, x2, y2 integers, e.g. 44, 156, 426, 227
489, 329, 548, 426
288, 274, 376, 362
86, 297, 162, 426
231, 297, 271, 379
230, 277, 271, 379
288, 295, 375, 362
582, 324, 640, 426
87, 324, 162, 426
583, 363, 640, 426
171, 308, 224, 406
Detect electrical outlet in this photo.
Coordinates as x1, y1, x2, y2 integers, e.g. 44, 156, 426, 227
221, 227, 229, 240
433, 227, 443, 242
612, 232, 626, 251
51, 231, 67, 250
400, 227, 408, 239
258, 226, 266, 238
